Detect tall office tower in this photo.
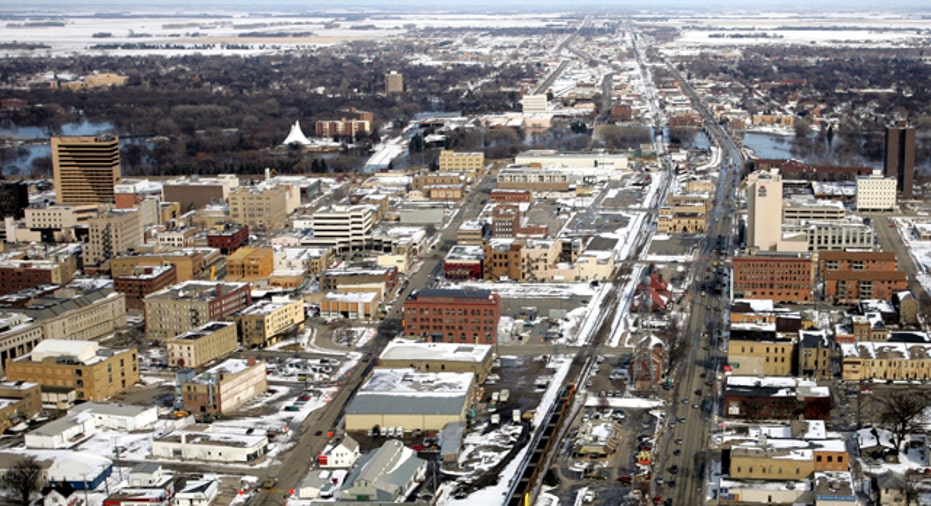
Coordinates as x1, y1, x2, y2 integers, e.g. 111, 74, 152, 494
52, 135, 121, 204
884, 120, 915, 199
747, 169, 784, 252
385, 71, 404, 94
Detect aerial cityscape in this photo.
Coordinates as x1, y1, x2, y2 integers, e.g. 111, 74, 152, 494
1, 2, 931, 506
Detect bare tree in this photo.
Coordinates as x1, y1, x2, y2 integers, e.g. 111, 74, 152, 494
2, 456, 43, 506
873, 391, 931, 451
659, 314, 688, 370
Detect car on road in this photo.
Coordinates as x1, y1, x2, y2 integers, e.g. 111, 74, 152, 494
694, 389, 702, 396
672, 449, 681, 456
681, 397, 689, 404
314, 430, 323, 436
692, 403, 700, 409
699, 372, 707, 378
678, 416, 685, 423
668, 421, 676, 428
618, 475, 632, 484
667, 480, 676, 488
668, 465, 678, 474
655, 477, 663, 485
653, 496, 663, 504
283, 405, 300, 412
663, 498, 673, 506
675, 438, 683, 445
705, 380, 715, 386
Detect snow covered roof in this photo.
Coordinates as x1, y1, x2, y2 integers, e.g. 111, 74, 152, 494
360, 369, 474, 395
380, 339, 492, 364
29, 339, 98, 363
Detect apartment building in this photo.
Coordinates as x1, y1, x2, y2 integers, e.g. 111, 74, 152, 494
180, 358, 267, 415
304, 205, 376, 250
113, 265, 178, 311
733, 253, 815, 303
84, 209, 143, 268
6, 340, 138, 402
238, 297, 305, 348
226, 247, 275, 280
315, 119, 370, 139
144, 281, 252, 341
385, 71, 403, 94
403, 288, 501, 344
228, 184, 292, 231
438, 150, 484, 172
166, 321, 238, 369
856, 171, 897, 211
52, 135, 121, 205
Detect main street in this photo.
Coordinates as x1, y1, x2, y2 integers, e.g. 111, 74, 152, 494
252, 168, 497, 506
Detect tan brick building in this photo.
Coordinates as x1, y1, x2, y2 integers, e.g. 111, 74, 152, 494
226, 247, 275, 280
166, 321, 238, 369
238, 297, 305, 348
110, 249, 219, 282
439, 150, 484, 172
6, 340, 138, 402
180, 358, 267, 416
0, 382, 41, 433
228, 184, 291, 230
52, 135, 121, 205
727, 337, 797, 376
113, 265, 177, 311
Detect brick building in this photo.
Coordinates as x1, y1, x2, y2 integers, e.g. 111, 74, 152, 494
490, 189, 532, 203
733, 253, 815, 303
166, 321, 238, 369
226, 247, 275, 280
403, 288, 501, 344
180, 358, 267, 416
206, 225, 249, 255
824, 271, 908, 304
444, 245, 484, 281
0, 258, 77, 296
113, 265, 178, 311
319, 267, 398, 292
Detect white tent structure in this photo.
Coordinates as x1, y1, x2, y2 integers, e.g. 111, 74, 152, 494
282, 121, 312, 146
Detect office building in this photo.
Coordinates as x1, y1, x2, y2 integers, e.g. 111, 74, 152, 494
438, 150, 485, 172
884, 120, 916, 199
747, 170, 783, 251
14, 286, 127, 343
305, 205, 376, 250
5, 340, 138, 402
403, 288, 501, 344
856, 170, 897, 211
143, 281, 252, 340
228, 183, 294, 231
385, 71, 404, 94
162, 174, 239, 212
733, 253, 815, 303
52, 135, 121, 205
166, 321, 238, 369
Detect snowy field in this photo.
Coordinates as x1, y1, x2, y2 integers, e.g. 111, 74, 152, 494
0, 11, 574, 57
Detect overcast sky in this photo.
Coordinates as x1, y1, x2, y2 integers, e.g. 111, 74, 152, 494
10, 0, 931, 13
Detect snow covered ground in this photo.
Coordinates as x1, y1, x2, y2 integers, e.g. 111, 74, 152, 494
893, 217, 931, 297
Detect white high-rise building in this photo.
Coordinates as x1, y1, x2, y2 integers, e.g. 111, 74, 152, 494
856, 170, 897, 212
747, 169, 783, 252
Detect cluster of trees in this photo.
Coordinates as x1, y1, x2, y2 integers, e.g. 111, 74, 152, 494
685, 45, 931, 171
0, 44, 538, 175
